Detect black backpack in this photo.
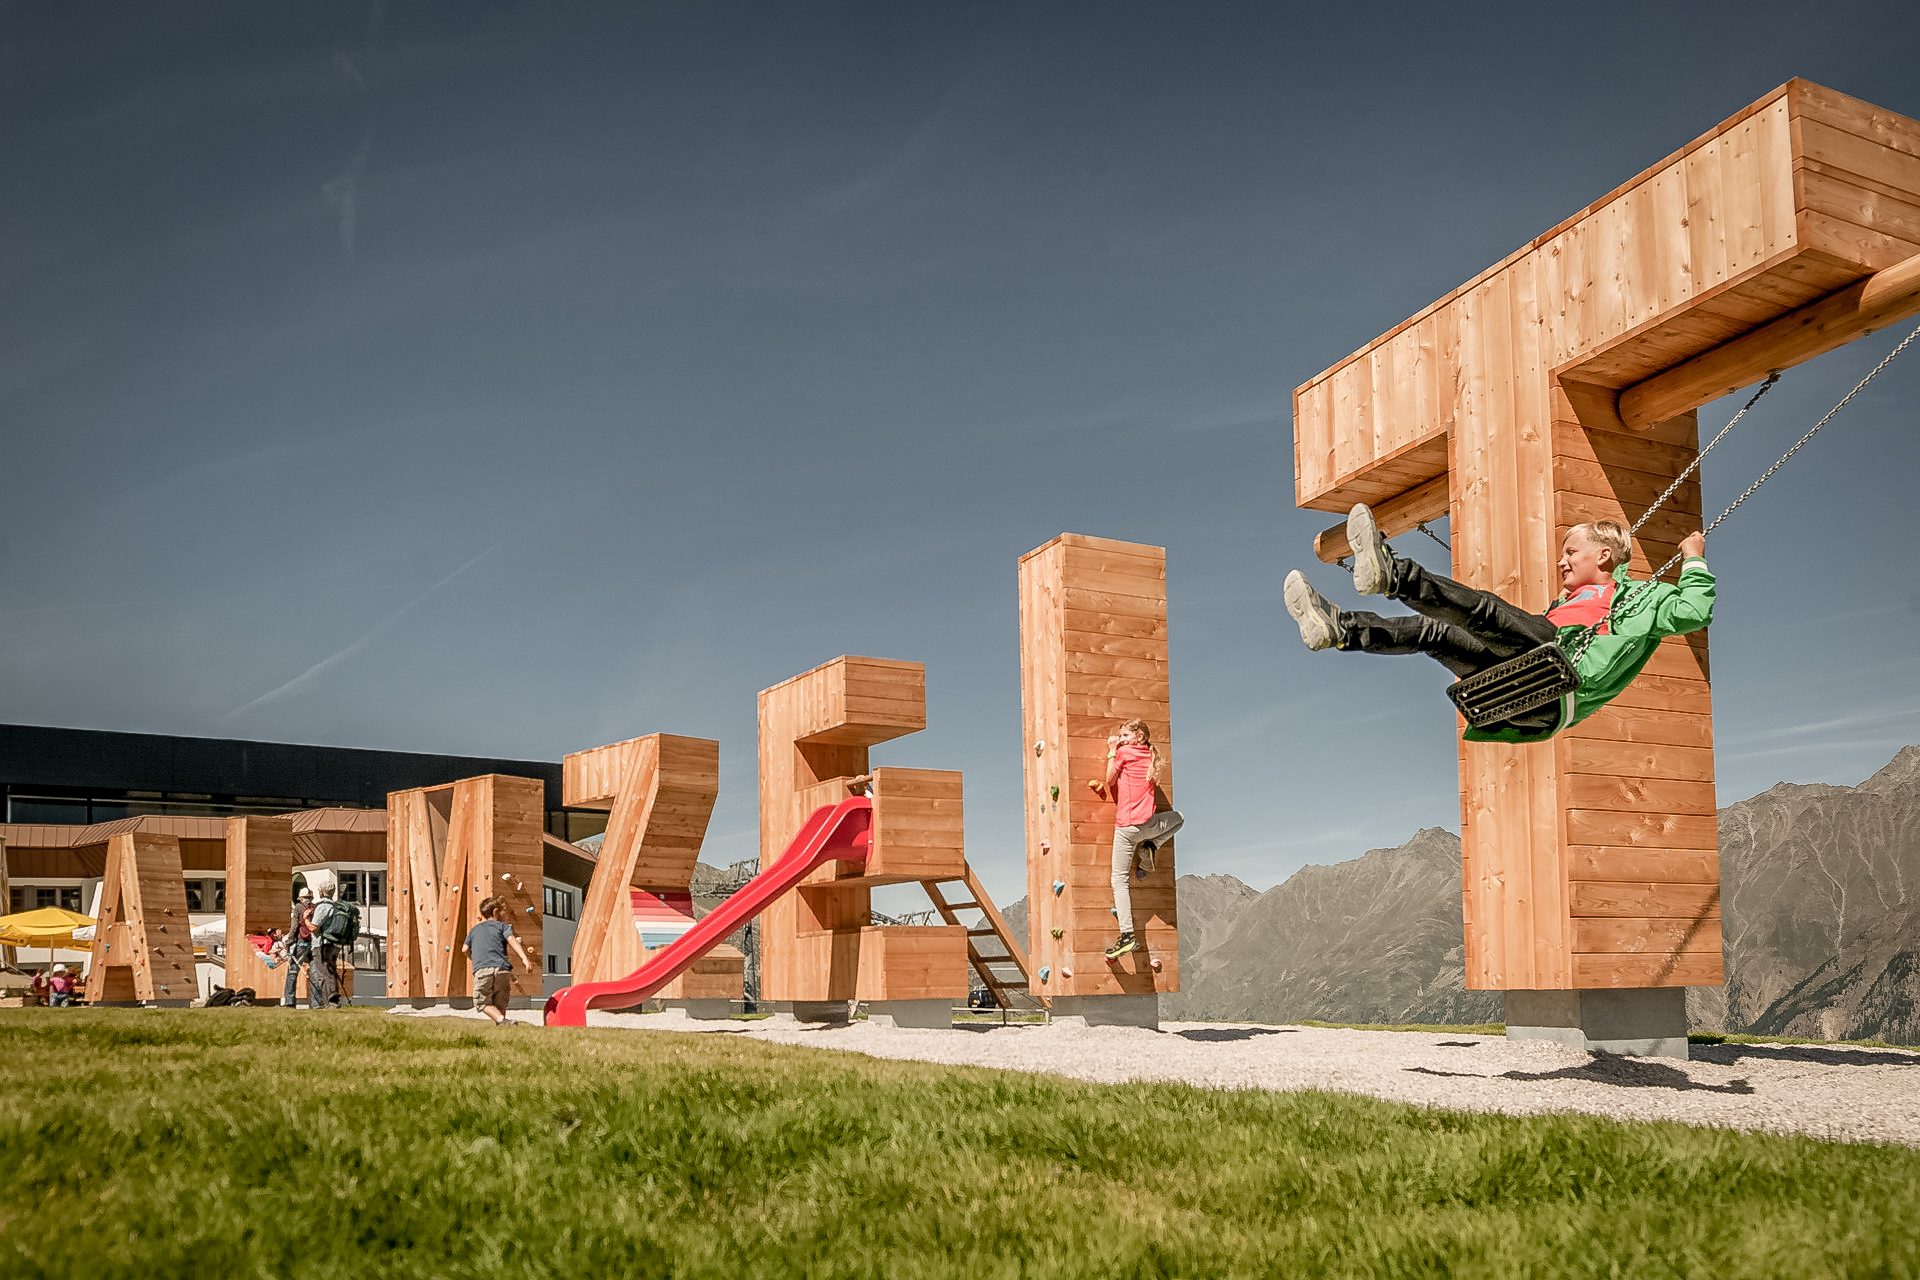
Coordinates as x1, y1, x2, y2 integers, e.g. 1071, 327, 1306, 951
205, 987, 236, 1007
314, 898, 361, 945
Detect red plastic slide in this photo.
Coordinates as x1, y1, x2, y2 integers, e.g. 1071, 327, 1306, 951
544, 796, 872, 1027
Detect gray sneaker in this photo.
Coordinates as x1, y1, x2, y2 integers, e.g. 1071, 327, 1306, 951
1347, 504, 1395, 596
1284, 570, 1342, 651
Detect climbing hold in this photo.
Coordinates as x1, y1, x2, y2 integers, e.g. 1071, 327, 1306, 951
1109, 907, 1117, 918
514, 881, 523, 891
1050, 927, 1063, 939
1049, 785, 1059, 802
1038, 966, 1051, 983
1039, 839, 1051, 853
1052, 881, 1065, 896
157, 925, 167, 933
501, 873, 511, 881
1062, 966, 1074, 979
1150, 958, 1163, 972
1034, 739, 1045, 756
525, 906, 535, 914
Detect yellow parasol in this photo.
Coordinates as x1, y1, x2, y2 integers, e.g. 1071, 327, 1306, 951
0, 908, 97, 968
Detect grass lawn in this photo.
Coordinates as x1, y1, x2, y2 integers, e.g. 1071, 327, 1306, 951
4, 1010, 1918, 1278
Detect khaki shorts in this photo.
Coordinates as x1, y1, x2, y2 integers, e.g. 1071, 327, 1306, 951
473, 969, 513, 1013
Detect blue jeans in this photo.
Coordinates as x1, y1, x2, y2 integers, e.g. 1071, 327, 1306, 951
282, 953, 308, 1005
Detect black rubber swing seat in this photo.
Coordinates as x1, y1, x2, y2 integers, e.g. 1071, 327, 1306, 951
1446, 643, 1581, 730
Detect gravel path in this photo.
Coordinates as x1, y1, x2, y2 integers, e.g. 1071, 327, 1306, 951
391, 1007, 1920, 1147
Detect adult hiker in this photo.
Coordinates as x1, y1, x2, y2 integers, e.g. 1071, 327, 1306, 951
306, 872, 360, 1010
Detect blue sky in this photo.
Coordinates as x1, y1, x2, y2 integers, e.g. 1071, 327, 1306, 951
2, 3, 1917, 911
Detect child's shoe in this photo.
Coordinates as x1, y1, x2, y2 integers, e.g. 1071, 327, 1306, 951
1136, 840, 1157, 874
1284, 571, 1343, 651
1347, 504, 1396, 595
1104, 932, 1138, 962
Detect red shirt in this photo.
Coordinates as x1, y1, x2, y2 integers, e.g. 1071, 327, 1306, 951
1547, 581, 1615, 633
1112, 743, 1157, 827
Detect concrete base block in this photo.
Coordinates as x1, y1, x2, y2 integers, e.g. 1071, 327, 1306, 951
1505, 988, 1689, 1059
1047, 994, 1160, 1029
791, 1000, 854, 1025
864, 999, 954, 1029
661, 999, 733, 1021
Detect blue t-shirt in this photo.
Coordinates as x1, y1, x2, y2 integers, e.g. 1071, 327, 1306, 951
465, 919, 514, 971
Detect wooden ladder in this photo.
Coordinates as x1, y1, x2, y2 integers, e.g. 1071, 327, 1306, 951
921, 863, 1043, 1010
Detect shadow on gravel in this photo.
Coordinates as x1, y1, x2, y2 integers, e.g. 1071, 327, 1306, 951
1406, 1053, 1755, 1093
1500, 1053, 1754, 1094
1435, 1041, 1481, 1047
1176, 1027, 1296, 1043
1690, 1043, 1920, 1068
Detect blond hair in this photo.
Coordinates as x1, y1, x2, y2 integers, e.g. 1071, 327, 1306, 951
1568, 520, 1629, 570
1118, 719, 1161, 783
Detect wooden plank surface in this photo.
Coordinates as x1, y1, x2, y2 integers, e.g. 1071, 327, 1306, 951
1020, 534, 1176, 1002
222, 815, 294, 1000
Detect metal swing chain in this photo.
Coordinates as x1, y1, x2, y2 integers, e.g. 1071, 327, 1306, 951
1697, 318, 1920, 541
1568, 317, 1920, 661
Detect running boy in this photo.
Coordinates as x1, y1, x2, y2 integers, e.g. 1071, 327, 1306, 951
463, 896, 535, 1027
1283, 503, 1715, 742
1088, 719, 1184, 962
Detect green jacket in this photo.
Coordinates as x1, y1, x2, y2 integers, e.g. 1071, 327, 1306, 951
1462, 558, 1715, 745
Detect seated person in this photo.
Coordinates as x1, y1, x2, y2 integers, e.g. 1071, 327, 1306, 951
1283, 504, 1714, 743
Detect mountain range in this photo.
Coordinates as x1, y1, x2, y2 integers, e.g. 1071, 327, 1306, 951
1000, 745, 1920, 1040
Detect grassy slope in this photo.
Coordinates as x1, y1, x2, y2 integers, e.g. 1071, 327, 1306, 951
3, 1010, 1918, 1279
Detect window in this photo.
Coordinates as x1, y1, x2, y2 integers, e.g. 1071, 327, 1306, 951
546, 954, 557, 974
35, 887, 57, 910
214, 879, 225, 911
341, 873, 361, 904
351, 936, 385, 971
367, 872, 384, 906
544, 886, 576, 921
59, 887, 82, 913
8, 887, 22, 914
184, 881, 204, 912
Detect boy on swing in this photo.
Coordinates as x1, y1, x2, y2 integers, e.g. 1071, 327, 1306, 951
1283, 504, 1714, 742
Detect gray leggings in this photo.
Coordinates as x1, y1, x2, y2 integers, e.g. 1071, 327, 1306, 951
1109, 809, 1186, 934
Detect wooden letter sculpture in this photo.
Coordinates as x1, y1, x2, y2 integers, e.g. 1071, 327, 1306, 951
564, 734, 740, 1010
87, 831, 198, 1006
1020, 534, 1176, 1027
221, 815, 295, 999
385, 774, 545, 1007
758, 656, 970, 1024
1290, 80, 1920, 1054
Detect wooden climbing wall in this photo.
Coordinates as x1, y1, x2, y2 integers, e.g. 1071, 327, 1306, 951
221, 815, 295, 998
385, 774, 544, 1003
1292, 79, 1920, 992
87, 831, 198, 1005
758, 657, 968, 1005
1020, 534, 1178, 1000
564, 733, 736, 997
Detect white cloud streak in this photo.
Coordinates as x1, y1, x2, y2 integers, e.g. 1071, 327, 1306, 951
225, 529, 521, 719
